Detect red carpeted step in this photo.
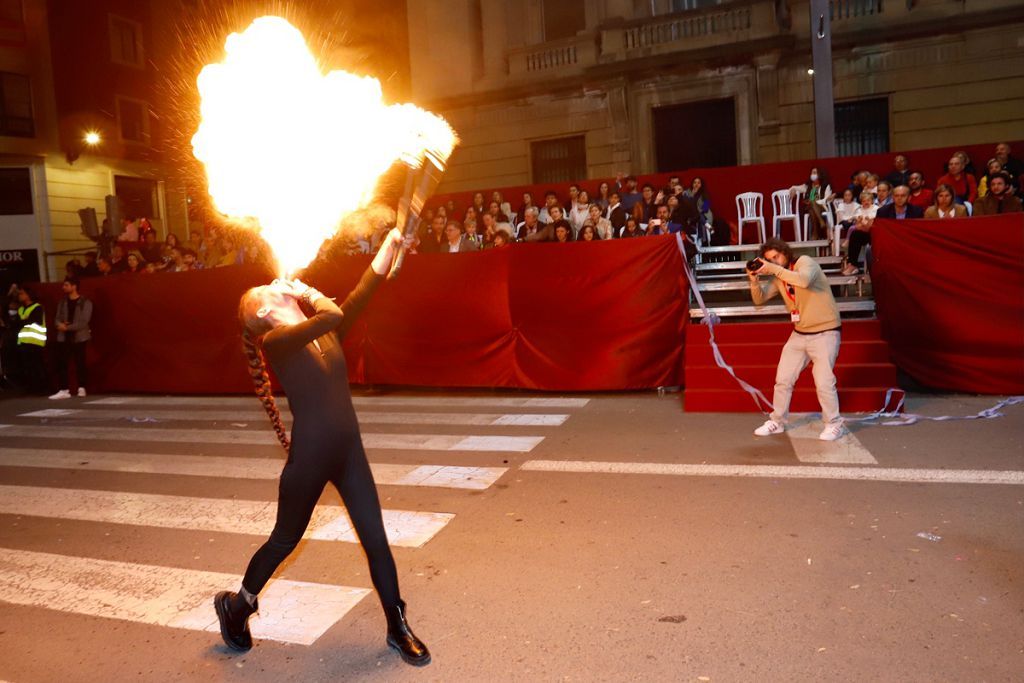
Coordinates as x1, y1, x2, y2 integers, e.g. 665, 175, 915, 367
683, 387, 901, 413
685, 340, 893, 365
686, 363, 898, 389
686, 319, 882, 345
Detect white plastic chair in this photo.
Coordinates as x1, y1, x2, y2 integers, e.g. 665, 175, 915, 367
735, 192, 766, 245
802, 194, 833, 245
771, 190, 802, 241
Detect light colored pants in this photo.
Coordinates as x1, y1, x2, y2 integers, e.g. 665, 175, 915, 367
770, 330, 841, 425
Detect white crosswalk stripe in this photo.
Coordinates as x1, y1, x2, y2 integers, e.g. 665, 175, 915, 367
0, 392, 590, 647
0, 448, 507, 489
88, 396, 590, 408
0, 484, 454, 547
19, 407, 571, 427
0, 548, 370, 646
0, 424, 545, 452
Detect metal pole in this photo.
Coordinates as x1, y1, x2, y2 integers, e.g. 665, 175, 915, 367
809, 0, 836, 158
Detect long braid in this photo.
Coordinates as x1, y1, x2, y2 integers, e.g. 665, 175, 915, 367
242, 329, 290, 453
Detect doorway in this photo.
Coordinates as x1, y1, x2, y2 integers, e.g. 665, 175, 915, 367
653, 98, 737, 172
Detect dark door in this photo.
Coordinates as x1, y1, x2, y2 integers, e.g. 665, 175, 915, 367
653, 98, 737, 172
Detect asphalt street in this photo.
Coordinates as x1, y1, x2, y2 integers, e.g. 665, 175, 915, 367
0, 390, 1021, 682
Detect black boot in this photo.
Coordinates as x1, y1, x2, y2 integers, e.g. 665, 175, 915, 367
385, 600, 431, 666
214, 591, 258, 651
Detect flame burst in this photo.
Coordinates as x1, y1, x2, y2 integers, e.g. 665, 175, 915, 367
192, 16, 456, 276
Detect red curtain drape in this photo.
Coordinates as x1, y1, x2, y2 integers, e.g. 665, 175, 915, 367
37, 236, 688, 394
871, 214, 1024, 394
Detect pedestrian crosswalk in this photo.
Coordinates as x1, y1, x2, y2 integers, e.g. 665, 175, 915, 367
0, 393, 590, 646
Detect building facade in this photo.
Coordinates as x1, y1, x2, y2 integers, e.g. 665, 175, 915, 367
0, 0, 192, 283
406, 0, 1024, 193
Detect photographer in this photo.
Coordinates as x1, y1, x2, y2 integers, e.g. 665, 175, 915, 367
747, 238, 844, 441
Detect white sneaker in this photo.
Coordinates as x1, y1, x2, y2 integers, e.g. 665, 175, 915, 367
48, 389, 71, 400
77, 387, 87, 397
819, 423, 845, 441
754, 420, 784, 436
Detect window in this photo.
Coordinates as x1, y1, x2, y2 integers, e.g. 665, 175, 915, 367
109, 14, 144, 68
542, 0, 585, 42
0, 72, 32, 137
115, 176, 158, 219
0, 0, 23, 24
834, 97, 889, 157
531, 135, 587, 184
116, 97, 149, 144
0, 167, 32, 215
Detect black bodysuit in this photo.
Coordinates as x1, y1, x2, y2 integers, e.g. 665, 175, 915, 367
241, 268, 399, 608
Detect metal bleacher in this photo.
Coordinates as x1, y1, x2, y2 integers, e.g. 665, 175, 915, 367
689, 238, 875, 320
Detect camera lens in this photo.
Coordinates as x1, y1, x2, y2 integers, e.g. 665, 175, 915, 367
746, 258, 761, 271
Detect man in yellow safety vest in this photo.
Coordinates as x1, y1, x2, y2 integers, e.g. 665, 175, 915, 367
15, 287, 48, 394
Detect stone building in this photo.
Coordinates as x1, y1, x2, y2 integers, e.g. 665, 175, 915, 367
406, 0, 1024, 192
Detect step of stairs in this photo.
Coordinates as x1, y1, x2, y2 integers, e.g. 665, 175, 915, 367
683, 319, 901, 413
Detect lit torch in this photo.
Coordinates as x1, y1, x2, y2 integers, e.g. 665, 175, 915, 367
192, 16, 457, 278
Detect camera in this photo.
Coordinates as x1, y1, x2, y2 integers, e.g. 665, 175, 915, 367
746, 257, 763, 272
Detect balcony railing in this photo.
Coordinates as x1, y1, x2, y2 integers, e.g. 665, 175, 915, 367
600, 0, 780, 61
830, 0, 884, 20
622, 5, 753, 50
507, 34, 598, 78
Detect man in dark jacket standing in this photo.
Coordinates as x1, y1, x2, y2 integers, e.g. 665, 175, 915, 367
50, 275, 92, 399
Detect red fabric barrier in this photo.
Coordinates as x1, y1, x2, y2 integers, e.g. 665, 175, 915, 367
432, 139, 1024, 242
871, 214, 1024, 394
37, 236, 688, 394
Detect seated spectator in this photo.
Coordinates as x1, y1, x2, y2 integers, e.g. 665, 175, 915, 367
445, 199, 458, 219
606, 192, 627, 236
579, 223, 600, 241
140, 231, 163, 264
834, 188, 858, 234
568, 190, 591, 235
538, 191, 559, 224
64, 259, 83, 279
143, 262, 158, 274
994, 142, 1022, 191
487, 200, 508, 223
187, 231, 205, 262
463, 206, 477, 227
565, 184, 580, 213
616, 174, 642, 213
214, 234, 239, 267
648, 204, 672, 236
876, 185, 924, 220
81, 251, 100, 277
587, 203, 613, 240
843, 192, 880, 276
863, 173, 879, 196
444, 220, 478, 253
96, 256, 113, 276
923, 184, 967, 219
463, 220, 483, 247
492, 228, 512, 248
875, 181, 893, 207
553, 220, 573, 243
471, 191, 486, 217
972, 173, 1023, 215
547, 204, 565, 226
907, 172, 933, 209
683, 177, 713, 227
515, 207, 542, 241
884, 154, 911, 188
847, 170, 868, 197
619, 215, 645, 238
638, 183, 657, 223
480, 212, 499, 246
789, 167, 834, 239
514, 192, 536, 225
936, 154, 978, 206
163, 233, 181, 263
109, 244, 128, 273
164, 247, 187, 272
182, 249, 202, 270
137, 217, 155, 241
977, 158, 1004, 198
418, 214, 446, 253
594, 181, 612, 211
124, 252, 144, 274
